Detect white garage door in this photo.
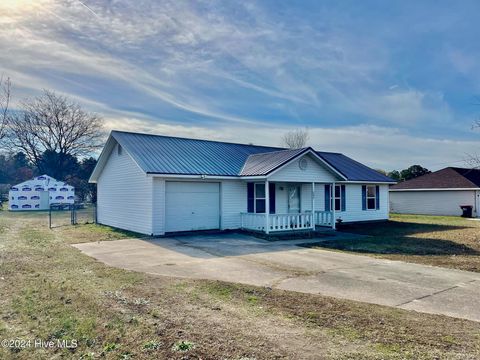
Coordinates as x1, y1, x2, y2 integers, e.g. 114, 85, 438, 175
165, 181, 220, 232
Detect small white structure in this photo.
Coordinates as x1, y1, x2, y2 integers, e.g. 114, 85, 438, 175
9, 175, 75, 211
89, 131, 395, 236
390, 167, 480, 217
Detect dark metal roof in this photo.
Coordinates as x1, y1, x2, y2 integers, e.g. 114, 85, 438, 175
317, 152, 395, 182
112, 130, 281, 176
390, 167, 480, 190
105, 130, 395, 182
240, 148, 309, 176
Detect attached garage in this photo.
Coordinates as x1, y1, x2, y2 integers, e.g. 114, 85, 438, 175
165, 181, 220, 232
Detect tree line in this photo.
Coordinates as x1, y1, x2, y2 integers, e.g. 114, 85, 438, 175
377, 164, 431, 182
0, 77, 103, 203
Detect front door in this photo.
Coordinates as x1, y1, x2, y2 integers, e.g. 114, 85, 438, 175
288, 185, 301, 213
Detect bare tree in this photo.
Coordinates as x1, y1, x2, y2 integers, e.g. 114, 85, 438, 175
465, 153, 480, 169
0, 76, 11, 142
7, 90, 104, 168
281, 128, 309, 149
469, 110, 480, 167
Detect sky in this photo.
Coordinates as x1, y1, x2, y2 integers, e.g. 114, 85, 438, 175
1, 0, 480, 171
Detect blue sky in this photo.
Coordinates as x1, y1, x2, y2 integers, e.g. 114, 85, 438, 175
1, 0, 479, 170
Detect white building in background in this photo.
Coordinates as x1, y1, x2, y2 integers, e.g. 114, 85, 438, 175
8, 175, 75, 211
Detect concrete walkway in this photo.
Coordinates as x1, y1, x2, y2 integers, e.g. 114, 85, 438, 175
73, 233, 480, 322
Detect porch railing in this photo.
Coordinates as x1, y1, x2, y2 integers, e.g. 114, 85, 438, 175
314, 210, 334, 227
241, 212, 314, 232
240, 213, 266, 232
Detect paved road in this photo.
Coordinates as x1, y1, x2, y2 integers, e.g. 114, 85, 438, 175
73, 233, 480, 322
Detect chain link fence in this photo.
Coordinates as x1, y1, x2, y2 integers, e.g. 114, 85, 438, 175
49, 203, 96, 229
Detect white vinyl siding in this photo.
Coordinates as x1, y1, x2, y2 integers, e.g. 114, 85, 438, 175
165, 181, 220, 232
268, 154, 338, 182
97, 143, 153, 235
221, 180, 247, 229
301, 183, 313, 212
152, 178, 165, 235
337, 184, 389, 222
304, 184, 389, 222
390, 190, 477, 216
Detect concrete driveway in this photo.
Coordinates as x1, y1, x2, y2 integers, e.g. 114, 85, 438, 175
73, 233, 480, 322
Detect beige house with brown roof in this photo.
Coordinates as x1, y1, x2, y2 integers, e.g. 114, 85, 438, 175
390, 167, 480, 217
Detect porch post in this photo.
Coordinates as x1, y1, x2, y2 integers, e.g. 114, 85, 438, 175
265, 180, 270, 234
332, 182, 336, 230
311, 182, 315, 229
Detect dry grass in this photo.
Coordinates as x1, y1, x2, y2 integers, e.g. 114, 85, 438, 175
317, 214, 480, 272
0, 210, 479, 359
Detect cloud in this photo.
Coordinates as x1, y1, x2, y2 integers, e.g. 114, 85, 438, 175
0, 0, 477, 169
351, 89, 454, 125
0, 0, 402, 125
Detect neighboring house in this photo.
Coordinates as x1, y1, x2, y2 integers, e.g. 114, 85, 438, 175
9, 175, 75, 211
390, 167, 480, 217
89, 131, 395, 236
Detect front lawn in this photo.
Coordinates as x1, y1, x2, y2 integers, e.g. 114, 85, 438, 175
1, 210, 480, 359
317, 214, 480, 272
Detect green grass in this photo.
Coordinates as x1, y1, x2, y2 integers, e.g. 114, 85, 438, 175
1, 211, 480, 359
313, 213, 480, 272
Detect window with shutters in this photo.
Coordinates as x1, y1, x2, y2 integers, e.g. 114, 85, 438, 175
366, 185, 376, 210
255, 183, 266, 213
331, 185, 342, 211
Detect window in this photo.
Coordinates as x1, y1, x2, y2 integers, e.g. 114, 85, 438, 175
255, 183, 266, 213
331, 185, 342, 211
366, 185, 376, 210
325, 184, 345, 212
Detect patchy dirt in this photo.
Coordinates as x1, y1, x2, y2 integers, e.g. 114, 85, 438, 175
0, 211, 479, 359
319, 214, 480, 272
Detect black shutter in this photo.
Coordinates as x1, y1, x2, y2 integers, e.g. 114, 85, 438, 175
362, 185, 367, 210
341, 185, 346, 211
376, 185, 380, 210
324, 184, 330, 211
247, 183, 254, 213
269, 182, 276, 214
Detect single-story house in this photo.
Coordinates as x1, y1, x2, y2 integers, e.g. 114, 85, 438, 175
9, 175, 75, 211
89, 131, 395, 236
390, 167, 480, 217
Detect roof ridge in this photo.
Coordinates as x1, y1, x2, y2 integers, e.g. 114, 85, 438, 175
247, 147, 309, 157
240, 147, 315, 176
111, 129, 284, 151
391, 166, 480, 189
450, 166, 480, 172
316, 150, 343, 155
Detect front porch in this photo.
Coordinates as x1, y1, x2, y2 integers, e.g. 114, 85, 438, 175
240, 211, 334, 233
240, 178, 340, 234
